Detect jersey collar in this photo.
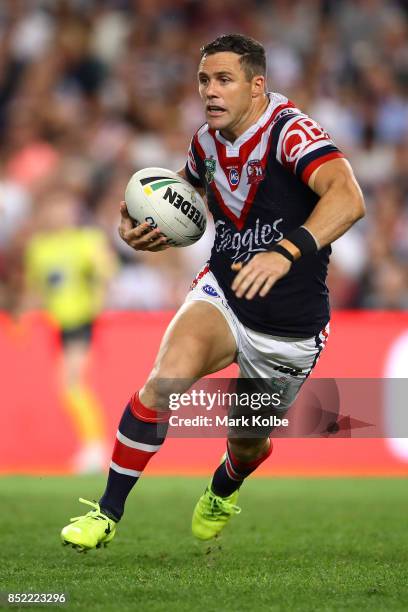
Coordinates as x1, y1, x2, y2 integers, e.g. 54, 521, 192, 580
214, 92, 274, 148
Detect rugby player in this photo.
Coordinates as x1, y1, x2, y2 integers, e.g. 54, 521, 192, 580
61, 34, 365, 550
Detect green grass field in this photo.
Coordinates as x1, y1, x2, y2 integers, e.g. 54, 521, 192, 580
2, 476, 408, 611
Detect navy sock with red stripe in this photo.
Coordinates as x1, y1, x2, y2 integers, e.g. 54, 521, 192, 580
211, 440, 273, 497
99, 392, 169, 521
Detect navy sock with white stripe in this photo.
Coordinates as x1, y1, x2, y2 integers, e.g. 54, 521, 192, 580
99, 392, 169, 521
211, 440, 273, 497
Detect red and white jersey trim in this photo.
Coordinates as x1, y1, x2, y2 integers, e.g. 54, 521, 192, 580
187, 92, 343, 231
189, 94, 297, 230
188, 146, 200, 180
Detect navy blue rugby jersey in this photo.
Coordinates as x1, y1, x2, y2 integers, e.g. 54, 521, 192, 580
184, 92, 344, 338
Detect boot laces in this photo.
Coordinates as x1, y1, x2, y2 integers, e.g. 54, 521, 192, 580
203, 491, 241, 520
70, 498, 109, 522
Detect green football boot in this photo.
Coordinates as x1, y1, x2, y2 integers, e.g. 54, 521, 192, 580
61, 498, 116, 552
192, 486, 241, 540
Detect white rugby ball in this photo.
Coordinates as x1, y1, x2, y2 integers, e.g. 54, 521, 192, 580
125, 167, 207, 247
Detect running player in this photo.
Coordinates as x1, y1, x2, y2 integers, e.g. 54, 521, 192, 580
61, 34, 365, 550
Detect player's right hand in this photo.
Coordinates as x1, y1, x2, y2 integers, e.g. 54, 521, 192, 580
118, 201, 170, 252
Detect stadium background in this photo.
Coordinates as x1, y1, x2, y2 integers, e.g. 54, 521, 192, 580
0, 0, 408, 477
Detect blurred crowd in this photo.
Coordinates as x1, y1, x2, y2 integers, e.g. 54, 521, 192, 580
0, 0, 407, 317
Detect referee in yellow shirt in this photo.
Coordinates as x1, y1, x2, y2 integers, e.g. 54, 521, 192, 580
24, 189, 118, 472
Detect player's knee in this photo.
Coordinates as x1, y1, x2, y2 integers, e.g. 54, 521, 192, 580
161, 336, 211, 379
140, 341, 210, 410
228, 437, 269, 462
140, 377, 174, 411
140, 372, 193, 411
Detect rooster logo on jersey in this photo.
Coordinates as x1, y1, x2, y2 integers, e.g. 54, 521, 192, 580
246, 159, 264, 185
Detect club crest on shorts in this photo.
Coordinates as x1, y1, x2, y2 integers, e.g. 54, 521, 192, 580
204, 157, 216, 183
202, 284, 219, 297
247, 159, 264, 184
270, 372, 291, 396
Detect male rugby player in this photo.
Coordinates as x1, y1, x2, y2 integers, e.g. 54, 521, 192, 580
61, 34, 365, 550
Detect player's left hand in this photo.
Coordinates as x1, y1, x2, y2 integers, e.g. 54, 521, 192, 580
231, 252, 292, 299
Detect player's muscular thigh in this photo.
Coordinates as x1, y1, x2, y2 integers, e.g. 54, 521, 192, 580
140, 301, 237, 410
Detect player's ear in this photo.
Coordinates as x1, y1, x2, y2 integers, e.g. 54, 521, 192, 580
252, 75, 265, 97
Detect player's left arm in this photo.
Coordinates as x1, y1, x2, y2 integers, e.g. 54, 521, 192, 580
284, 157, 365, 256
232, 157, 365, 300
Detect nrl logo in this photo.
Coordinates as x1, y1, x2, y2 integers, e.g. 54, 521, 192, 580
204, 156, 216, 183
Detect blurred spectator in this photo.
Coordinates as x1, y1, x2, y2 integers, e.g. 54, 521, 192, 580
362, 259, 408, 309
22, 189, 118, 471
0, 0, 405, 315
5, 104, 61, 190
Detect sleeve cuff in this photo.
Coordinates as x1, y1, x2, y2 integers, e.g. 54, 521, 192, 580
184, 163, 203, 188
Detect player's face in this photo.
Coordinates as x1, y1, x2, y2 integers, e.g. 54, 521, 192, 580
198, 52, 264, 140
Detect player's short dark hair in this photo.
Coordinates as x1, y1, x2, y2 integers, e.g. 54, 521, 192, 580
200, 34, 266, 81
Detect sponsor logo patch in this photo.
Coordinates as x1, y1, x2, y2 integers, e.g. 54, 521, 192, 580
282, 117, 330, 164
228, 167, 240, 187
202, 284, 219, 297
214, 217, 284, 264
